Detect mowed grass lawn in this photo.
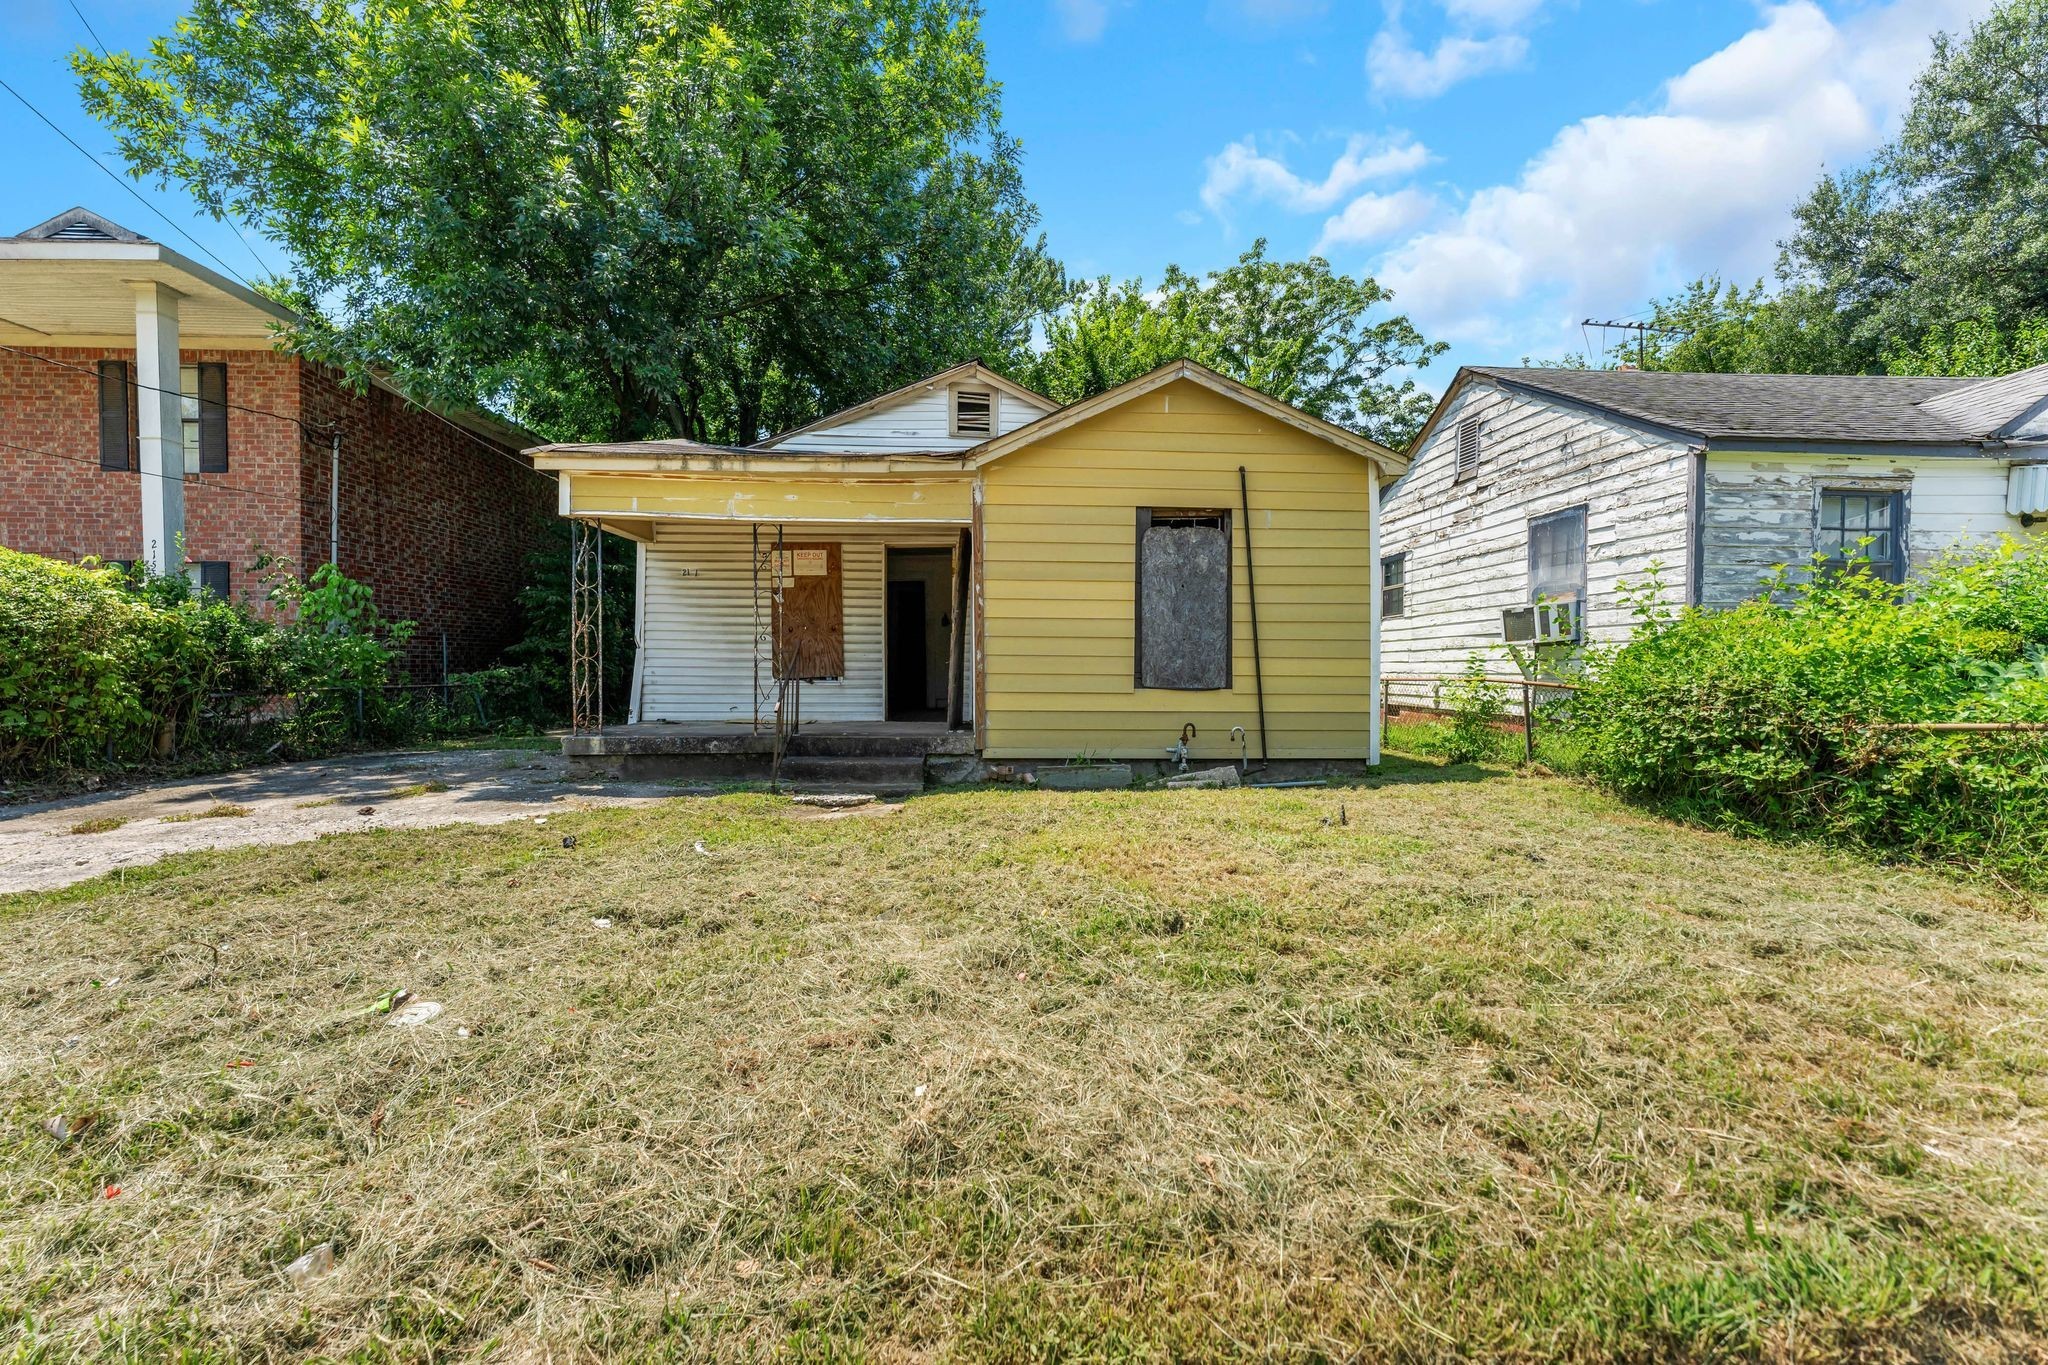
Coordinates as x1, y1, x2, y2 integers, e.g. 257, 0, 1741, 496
4, 760, 2046, 1361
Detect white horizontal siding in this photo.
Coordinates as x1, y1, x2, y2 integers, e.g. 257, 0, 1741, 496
1701, 452, 2042, 606
777, 387, 1050, 453
1378, 381, 1697, 680
637, 522, 960, 724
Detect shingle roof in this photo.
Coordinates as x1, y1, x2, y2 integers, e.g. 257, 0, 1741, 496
1469, 366, 1984, 445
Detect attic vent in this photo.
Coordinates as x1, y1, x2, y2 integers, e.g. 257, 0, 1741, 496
952, 388, 993, 437
49, 220, 116, 240
1455, 417, 1481, 480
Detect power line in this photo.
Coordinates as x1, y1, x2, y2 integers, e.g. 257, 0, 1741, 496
0, 434, 333, 518
0, 74, 255, 290
65, 0, 110, 57
1, 342, 552, 485
1, 342, 328, 435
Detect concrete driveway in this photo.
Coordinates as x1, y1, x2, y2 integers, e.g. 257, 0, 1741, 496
0, 748, 680, 895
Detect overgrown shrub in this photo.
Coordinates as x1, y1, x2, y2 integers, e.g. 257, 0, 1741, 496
1562, 543, 2048, 885
1440, 656, 1511, 764
0, 549, 422, 778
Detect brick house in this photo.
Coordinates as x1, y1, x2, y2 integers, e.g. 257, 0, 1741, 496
0, 207, 553, 674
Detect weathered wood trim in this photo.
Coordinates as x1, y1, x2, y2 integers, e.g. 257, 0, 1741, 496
946, 528, 970, 730
972, 478, 988, 753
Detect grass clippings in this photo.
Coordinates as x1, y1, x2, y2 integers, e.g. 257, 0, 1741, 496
3, 764, 2045, 1361
157, 802, 249, 824
65, 816, 125, 835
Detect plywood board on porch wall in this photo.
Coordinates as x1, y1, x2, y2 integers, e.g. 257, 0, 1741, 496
637, 522, 960, 725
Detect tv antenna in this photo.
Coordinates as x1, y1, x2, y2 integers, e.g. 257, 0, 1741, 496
1582, 318, 1691, 369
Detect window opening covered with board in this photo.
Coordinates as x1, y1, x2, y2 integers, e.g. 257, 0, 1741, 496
1134, 509, 1232, 690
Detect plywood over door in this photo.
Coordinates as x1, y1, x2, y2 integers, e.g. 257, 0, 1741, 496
773, 542, 845, 679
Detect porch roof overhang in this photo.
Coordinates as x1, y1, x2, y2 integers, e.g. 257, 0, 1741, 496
557, 464, 975, 528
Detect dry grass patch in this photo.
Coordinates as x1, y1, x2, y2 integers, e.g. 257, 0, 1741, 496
384, 780, 451, 800
65, 816, 125, 835
2, 764, 2045, 1361
157, 802, 250, 824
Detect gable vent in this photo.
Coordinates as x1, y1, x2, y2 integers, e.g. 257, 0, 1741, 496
1455, 416, 1481, 479
48, 219, 117, 240
953, 388, 993, 437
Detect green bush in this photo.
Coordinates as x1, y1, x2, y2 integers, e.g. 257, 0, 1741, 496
1562, 543, 2048, 885
1440, 656, 1512, 764
0, 549, 419, 777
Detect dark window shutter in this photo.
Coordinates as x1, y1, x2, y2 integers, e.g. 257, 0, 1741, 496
97, 361, 130, 470
197, 363, 228, 472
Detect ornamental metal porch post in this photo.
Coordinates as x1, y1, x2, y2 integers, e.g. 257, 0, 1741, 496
570, 519, 603, 735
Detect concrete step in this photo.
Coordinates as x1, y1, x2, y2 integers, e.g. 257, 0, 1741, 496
774, 754, 926, 796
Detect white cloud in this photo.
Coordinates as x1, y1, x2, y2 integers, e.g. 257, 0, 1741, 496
1439, 0, 1545, 24
1367, 27, 1528, 97
1374, 0, 1994, 347
1200, 133, 1432, 216
1314, 189, 1439, 254
1053, 0, 1112, 42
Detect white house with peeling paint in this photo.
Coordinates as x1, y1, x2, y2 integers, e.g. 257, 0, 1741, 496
1378, 364, 2048, 679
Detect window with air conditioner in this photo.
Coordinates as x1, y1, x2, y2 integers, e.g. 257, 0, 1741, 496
951, 387, 994, 438
1527, 504, 1586, 642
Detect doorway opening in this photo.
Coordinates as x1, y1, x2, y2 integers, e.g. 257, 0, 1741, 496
885, 548, 954, 723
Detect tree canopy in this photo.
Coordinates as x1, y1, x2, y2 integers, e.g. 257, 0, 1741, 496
1008, 242, 1446, 449
76, 0, 1064, 443
1607, 0, 2048, 378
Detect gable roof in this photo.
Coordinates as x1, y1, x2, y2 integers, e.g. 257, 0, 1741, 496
1433, 365, 2048, 453
753, 360, 1053, 449
969, 358, 1407, 476
1917, 362, 2048, 438
6, 207, 148, 244
1461, 366, 1992, 446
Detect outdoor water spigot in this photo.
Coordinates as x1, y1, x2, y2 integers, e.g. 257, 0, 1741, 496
1168, 722, 1197, 772
1230, 726, 1248, 772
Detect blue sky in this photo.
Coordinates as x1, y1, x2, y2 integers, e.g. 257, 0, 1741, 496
3, 0, 1995, 390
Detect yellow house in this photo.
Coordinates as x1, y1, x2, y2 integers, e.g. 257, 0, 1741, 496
529, 359, 1407, 779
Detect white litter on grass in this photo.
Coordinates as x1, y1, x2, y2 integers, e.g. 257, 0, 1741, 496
285, 1243, 335, 1289
913, 1084, 928, 1100
534, 816, 549, 826
693, 841, 711, 857
591, 917, 613, 929
386, 1000, 444, 1028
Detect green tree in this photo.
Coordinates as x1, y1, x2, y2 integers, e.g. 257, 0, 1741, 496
76, 0, 1064, 444
1012, 241, 1446, 449
1613, 0, 2048, 379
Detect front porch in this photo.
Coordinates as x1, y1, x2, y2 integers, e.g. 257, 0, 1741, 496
563, 720, 976, 786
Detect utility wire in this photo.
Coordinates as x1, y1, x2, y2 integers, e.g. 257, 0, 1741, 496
0, 434, 335, 518
1, 342, 553, 484
1, 342, 328, 436
0, 74, 255, 289
65, 0, 111, 57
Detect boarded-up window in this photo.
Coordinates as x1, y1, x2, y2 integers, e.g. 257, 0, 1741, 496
952, 388, 993, 437
97, 361, 131, 470
772, 542, 845, 680
1135, 509, 1232, 690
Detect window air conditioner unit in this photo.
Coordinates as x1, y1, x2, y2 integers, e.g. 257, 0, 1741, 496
1502, 599, 1580, 645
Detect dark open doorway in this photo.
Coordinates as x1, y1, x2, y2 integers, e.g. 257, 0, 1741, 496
886, 548, 952, 722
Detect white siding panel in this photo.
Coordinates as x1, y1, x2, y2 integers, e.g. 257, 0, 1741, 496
1701, 453, 2040, 606
777, 388, 1051, 454
1377, 381, 1698, 679
637, 522, 959, 723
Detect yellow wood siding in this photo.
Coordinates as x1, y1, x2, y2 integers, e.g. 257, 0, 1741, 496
568, 474, 971, 524
980, 379, 1376, 760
